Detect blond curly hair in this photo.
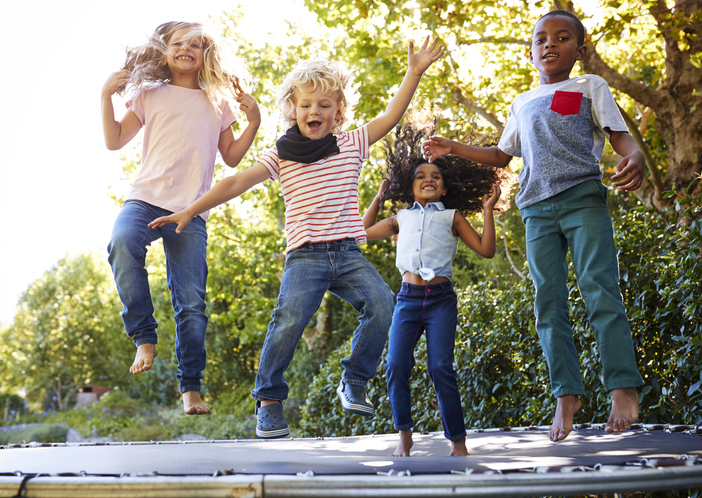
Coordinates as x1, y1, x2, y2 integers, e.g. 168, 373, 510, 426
118, 21, 250, 106
277, 59, 360, 134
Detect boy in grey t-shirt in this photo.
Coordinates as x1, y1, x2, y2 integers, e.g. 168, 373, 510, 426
423, 10, 644, 442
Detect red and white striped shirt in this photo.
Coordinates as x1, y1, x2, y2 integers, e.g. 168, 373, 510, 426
259, 125, 370, 252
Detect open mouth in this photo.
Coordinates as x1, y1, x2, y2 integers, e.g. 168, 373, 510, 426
307, 121, 322, 131
543, 53, 558, 60
177, 55, 194, 61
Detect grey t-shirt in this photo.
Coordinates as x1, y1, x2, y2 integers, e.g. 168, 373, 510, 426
498, 74, 628, 209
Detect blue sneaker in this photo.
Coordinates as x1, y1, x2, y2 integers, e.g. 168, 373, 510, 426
255, 401, 290, 439
336, 380, 374, 417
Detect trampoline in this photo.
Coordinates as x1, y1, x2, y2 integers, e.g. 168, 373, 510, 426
1, 423, 701, 497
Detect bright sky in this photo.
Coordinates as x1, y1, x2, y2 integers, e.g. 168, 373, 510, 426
0, 0, 310, 325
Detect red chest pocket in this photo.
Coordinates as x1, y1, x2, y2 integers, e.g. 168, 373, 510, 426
550, 91, 583, 116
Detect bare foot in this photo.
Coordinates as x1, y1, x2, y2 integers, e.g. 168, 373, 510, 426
130, 344, 157, 374
549, 394, 581, 442
390, 430, 413, 457
605, 387, 638, 434
449, 438, 469, 456
183, 391, 210, 415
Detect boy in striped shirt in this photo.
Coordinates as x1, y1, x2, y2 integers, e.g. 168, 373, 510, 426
149, 36, 444, 438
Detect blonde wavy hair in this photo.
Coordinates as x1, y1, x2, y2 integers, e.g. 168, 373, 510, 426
277, 59, 360, 134
118, 21, 250, 106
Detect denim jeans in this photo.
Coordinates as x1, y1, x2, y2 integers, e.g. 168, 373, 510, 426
520, 180, 643, 397
107, 200, 209, 393
386, 281, 466, 442
251, 238, 394, 401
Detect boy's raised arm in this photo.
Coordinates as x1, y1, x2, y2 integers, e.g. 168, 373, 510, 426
148, 162, 270, 233
422, 137, 512, 169
366, 36, 444, 145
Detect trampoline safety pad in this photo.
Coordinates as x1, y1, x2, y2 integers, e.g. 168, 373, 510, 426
1, 425, 701, 497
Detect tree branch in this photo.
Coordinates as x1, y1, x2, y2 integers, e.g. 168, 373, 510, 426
451, 86, 505, 132
456, 36, 529, 46
495, 218, 525, 281
580, 49, 662, 111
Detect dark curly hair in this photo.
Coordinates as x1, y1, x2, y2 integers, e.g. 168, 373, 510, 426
379, 122, 504, 216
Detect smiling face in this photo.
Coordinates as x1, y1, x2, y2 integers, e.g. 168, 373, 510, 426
411, 163, 447, 206
293, 85, 342, 140
164, 27, 205, 79
529, 15, 587, 85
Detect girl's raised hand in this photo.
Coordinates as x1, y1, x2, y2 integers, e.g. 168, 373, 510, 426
483, 183, 502, 210
102, 70, 130, 97
236, 93, 261, 126
422, 136, 452, 163
148, 210, 194, 234
375, 179, 389, 200
408, 36, 444, 77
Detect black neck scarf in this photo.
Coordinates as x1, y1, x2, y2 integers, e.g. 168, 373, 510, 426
276, 124, 340, 164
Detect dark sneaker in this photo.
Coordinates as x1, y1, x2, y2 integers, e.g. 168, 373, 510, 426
336, 380, 374, 417
255, 401, 290, 439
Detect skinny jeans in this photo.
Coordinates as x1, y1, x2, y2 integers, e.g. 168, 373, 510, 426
107, 200, 208, 393
386, 281, 466, 442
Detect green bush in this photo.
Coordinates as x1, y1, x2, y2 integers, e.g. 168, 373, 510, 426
300, 189, 702, 435
616, 189, 702, 424
0, 424, 69, 445
0, 393, 26, 422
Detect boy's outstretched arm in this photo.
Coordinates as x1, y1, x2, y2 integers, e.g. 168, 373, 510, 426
148, 162, 270, 233
422, 137, 512, 168
366, 36, 444, 145
608, 131, 645, 192
218, 93, 262, 167
363, 180, 399, 240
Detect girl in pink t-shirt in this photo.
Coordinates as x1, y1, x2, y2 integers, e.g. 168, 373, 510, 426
102, 21, 260, 415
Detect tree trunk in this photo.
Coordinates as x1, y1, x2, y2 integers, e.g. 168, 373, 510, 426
578, 0, 702, 211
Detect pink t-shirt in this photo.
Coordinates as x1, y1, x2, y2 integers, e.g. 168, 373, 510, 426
258, 126, 370, 252
127, 83, 236, 220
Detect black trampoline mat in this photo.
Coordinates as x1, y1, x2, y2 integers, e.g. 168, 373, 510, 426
2, 427, 701, 476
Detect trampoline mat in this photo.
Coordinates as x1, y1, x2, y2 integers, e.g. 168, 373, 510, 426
2, 427, 702, 476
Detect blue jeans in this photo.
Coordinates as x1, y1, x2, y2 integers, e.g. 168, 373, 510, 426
386, 282, 466, 442
520, 181, 643, 398
107, 200, 209, 393
251, 238, 394, 401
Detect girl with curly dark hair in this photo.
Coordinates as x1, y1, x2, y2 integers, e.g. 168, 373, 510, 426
362, 123, 502, 458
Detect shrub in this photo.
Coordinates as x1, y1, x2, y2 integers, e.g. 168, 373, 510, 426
300, 189, 702, 435
616, 190, 702, 424
0, 424, 69, 445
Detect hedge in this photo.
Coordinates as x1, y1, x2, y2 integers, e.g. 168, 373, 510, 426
299, 190, 702, 436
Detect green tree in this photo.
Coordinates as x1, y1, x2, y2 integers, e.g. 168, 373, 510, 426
303, 0, 702, 212
2, 253, 130, 409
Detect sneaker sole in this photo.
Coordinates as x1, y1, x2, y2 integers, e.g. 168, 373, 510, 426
256, 427, 290, 439
337, 385, 374, 417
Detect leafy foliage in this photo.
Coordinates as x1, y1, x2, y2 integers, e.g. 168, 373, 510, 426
617, 189, 702, 424
20, 390, 257, 441
1, 253, 130, 409
300, 189, 702, 436
0, 424, 69, 445
2, 1, 699, 440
